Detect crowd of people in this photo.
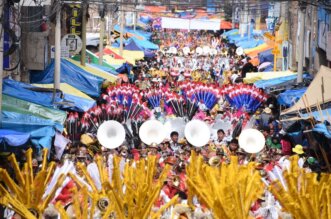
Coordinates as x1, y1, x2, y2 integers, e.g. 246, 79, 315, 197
0, 29, 320, 219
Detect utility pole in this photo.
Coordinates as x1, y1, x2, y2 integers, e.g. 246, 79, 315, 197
0, 0, 4, 126
99, 18, 105, 65
99, 4, 105, 65
119, 0, 124, 56
81, 1, 87, 66
54, 2, 61, 91
297, 1, 306, 83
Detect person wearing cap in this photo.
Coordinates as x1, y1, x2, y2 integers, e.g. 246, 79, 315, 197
237, 148, 248, 165
292, 144, 307, 168
260, 107, 273, 128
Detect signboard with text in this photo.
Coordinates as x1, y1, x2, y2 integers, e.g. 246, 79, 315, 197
65, 4, 83, 36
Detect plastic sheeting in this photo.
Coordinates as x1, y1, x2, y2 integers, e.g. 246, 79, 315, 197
259, 49, 274, 64
277, 88, 307, 107
108, 47, 144, 65
33, 83, 96, 112
2, 94, 66, 124
244, 70, 296, 84
72, 50, 117, 70
313, 123, 331, 139
125, 39, 156, 58
0, 130, 30, 146
3, 79, 92, 112
236, 39, 265, 49
245, 43, 273, 57
30, 59, 104, 97
3, 79, 62, 108
222, 29, 239, 37
67, 59, 117, 82
130, 38, 158, 50
2, 111, 63, 133
254, 73, 311, 89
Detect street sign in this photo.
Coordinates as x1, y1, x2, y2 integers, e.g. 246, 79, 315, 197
61, 34, 82, 57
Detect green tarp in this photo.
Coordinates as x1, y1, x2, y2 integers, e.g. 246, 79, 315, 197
2, 94, 67, 124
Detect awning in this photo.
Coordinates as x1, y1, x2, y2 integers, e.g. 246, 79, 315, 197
33, 83, 96, 112
30, 59, 103, 97
2, 94, 66, 124
0, 130, 30, 147
66, 59, 117, 83
244, 70, 296, 84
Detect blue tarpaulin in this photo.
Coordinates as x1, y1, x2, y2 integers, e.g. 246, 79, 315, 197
259, 49, 274, 63
132, 38, 159, 50
313, 123, 331, 139
302, 108, 331, 122
254, 74, 311, 89
2, 111, 63, 133
31, 59, 104, 97
1, 111, 58, 150
116, 63, 132, 75
3, 79, 93, 112
223, 29, 239, 37
125, 39, 156, 58
88, 63, 119, 75
236, 39, 265, 49
0, 130, 30, 146
277, 88, 307, 107
3, 79, 62, 108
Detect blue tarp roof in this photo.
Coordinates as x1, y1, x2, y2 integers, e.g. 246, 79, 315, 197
132, 38, 159, 50
0, 130, 30, 146
125, 39, 156, 58
222, 29, 239, 37
313, 123, 331, 139
277, 88, 307, 107
259, 49, 274, 64
3, 79, 93, 112
236, 39, 265, 49
2, 111, 63, 133
1, 111, 58, 150
302, 109, 331, 122
3, 79, 61, 108
254, 73, 311, 89
31, 59, 103, 97
115, 25, 153, 40
88, 63, 119, 75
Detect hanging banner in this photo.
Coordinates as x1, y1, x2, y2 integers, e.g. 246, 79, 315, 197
65, 4, 82, 36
